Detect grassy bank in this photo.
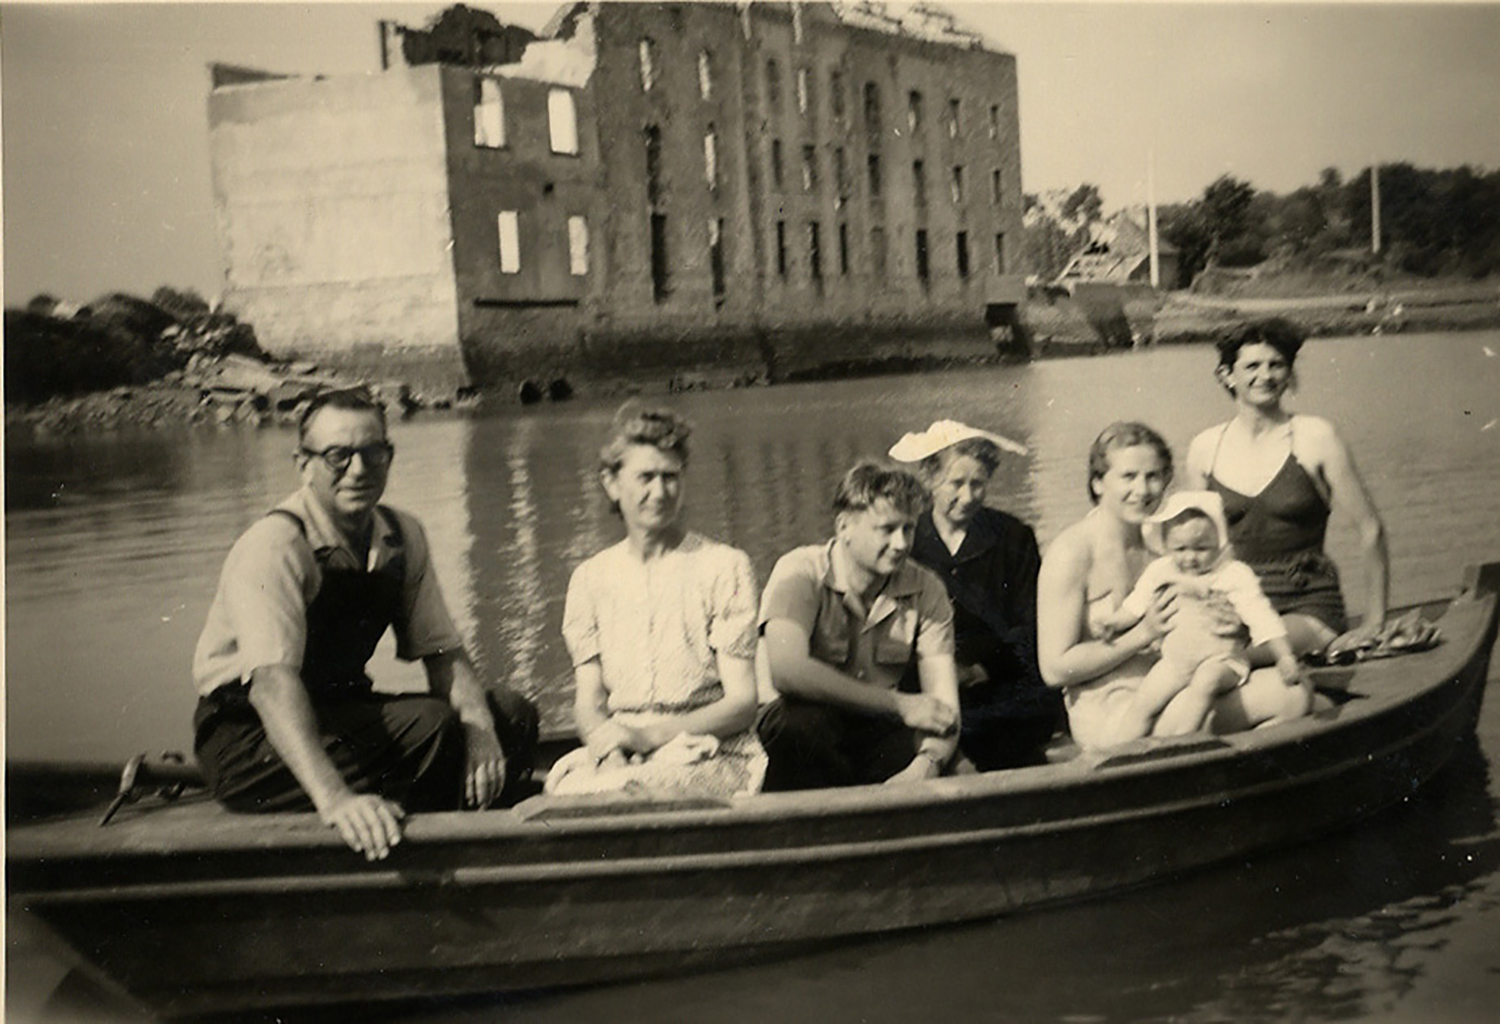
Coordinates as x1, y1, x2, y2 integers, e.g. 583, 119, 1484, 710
1026, 276, 1500, 354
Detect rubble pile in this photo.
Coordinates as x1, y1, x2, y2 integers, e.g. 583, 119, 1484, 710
6, 290, 450, 436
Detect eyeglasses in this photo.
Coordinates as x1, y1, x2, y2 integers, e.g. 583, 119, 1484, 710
299, 441, 395, 473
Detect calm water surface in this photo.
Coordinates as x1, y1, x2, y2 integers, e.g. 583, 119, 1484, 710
7, 331, 1500, 1021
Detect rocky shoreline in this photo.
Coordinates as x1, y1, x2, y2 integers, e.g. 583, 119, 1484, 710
8, 281, 1498, 438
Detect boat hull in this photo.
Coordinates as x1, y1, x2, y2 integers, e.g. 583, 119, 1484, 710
9, 566, 1498, 1017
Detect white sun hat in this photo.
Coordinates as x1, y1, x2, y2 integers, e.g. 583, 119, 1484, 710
1142, 490, 1231, 556
887, 420, 1029, 462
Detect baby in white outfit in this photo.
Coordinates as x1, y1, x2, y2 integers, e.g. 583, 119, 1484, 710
1101, 491, 1304, 736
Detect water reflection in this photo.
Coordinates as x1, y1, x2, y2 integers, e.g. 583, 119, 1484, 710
6, 332, 1500, 1020
7, 333, 1500, 764
379, 739, 1500, 1024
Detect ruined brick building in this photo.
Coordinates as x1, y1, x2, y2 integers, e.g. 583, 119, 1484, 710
209, 2, 1025, 390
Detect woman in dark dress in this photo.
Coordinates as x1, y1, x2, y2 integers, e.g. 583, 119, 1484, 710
890, 421, 1062, 769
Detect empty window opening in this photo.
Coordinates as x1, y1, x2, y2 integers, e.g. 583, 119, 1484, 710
645, 125, 664, 206
868, 153, 882, 199
994, 232, 1006, 274
497, 211, 520, 273
709, 218, 727, 304
947, 97, 961, 138
698, 50, 713, 100
872, 226, 887, 279
915, 229, 930, 285
808, 221, 823, 283
956, 231, 970, 279
776, 220, 788, 277
991, 168, 1002, 205
548, 89, 578, 155
568, 216, 589, 276
650, 213, 670, 302
951, 165, 964, 205
907, 90, 923, 133
838, 222, 850, 275
772, 138, 785, 189
863, 82, 881, 135
830, 70, 846, 122
704, 125, 719, 189
802, 145, 818, 192
474, 78, 505, 148
989, 104, 1000, 139
639, 39, 657, 91
766, 59, 782, 112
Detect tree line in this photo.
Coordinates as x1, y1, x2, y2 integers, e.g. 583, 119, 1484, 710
1025, 164, 1500, 289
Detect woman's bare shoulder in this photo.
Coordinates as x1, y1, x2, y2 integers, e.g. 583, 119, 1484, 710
1185, 422, 1228, 477
1290, 414, 1347, 457
1041, 516, 1095, 575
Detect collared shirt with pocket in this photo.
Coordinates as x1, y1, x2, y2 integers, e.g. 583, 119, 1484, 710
759, 540, 954, 693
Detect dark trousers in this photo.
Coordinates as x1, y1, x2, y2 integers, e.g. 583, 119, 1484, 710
959, 683, 1062, 771
194, 685, 539, 813
756, 696, 921, 791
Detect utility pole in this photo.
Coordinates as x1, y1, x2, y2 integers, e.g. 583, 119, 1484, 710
1147, 149, 1160, 289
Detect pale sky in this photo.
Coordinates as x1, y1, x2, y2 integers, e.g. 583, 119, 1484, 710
4, 1, 1499, 304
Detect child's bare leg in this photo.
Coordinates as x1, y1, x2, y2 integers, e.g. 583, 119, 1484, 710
1153, 659, 1242, 736
1247, 615, 1337, 664
1114, 659, 1193, 741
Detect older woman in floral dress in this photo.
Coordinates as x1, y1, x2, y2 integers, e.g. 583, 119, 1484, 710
545, 403, 766, 797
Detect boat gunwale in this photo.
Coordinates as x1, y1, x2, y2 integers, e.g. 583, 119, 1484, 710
8, 575, 1497, 869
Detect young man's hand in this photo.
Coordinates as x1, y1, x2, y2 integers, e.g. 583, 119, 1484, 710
896, 693, 957, 736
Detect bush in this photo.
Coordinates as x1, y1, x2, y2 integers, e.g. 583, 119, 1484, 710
4, 309, 181, 405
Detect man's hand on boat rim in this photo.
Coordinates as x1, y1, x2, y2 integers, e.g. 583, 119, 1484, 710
320, 792, 405, 861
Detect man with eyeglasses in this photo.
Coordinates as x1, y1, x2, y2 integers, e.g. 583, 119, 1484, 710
192, 388, 538, 859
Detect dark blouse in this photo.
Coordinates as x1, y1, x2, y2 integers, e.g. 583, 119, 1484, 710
911, 506, 1044, 695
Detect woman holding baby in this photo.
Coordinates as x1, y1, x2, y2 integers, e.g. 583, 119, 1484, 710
1036, 422, 1312, 749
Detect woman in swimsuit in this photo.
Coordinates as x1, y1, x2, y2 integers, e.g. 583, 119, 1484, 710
1184, 318, 1389, 658
1038, 422, 1312, 749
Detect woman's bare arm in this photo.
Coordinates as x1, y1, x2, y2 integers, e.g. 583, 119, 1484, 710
1037, 527, 1169, 687
1305, 416, 1389, 641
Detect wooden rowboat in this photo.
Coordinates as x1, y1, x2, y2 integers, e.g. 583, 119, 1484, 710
8, 563, 1499, 1019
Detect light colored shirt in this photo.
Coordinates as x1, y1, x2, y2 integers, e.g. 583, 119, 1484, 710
1119, 555, 1287, 648
759, 540, 955, 693
561, 532, 759, 714
192, 488, 463, 695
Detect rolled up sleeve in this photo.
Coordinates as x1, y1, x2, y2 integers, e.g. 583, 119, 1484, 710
394, 515, 464, 660
220, 519, 313, 676
914, 574, 956, 660
759, 550, 820, 635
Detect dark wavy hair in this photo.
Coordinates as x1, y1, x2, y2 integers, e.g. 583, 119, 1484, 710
1215, 318, 1305, 396
1086, 422, 1173, 504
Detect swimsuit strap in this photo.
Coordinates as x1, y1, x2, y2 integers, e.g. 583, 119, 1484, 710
1209, 418, 1296, 488
1207, 422, 1232, 482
